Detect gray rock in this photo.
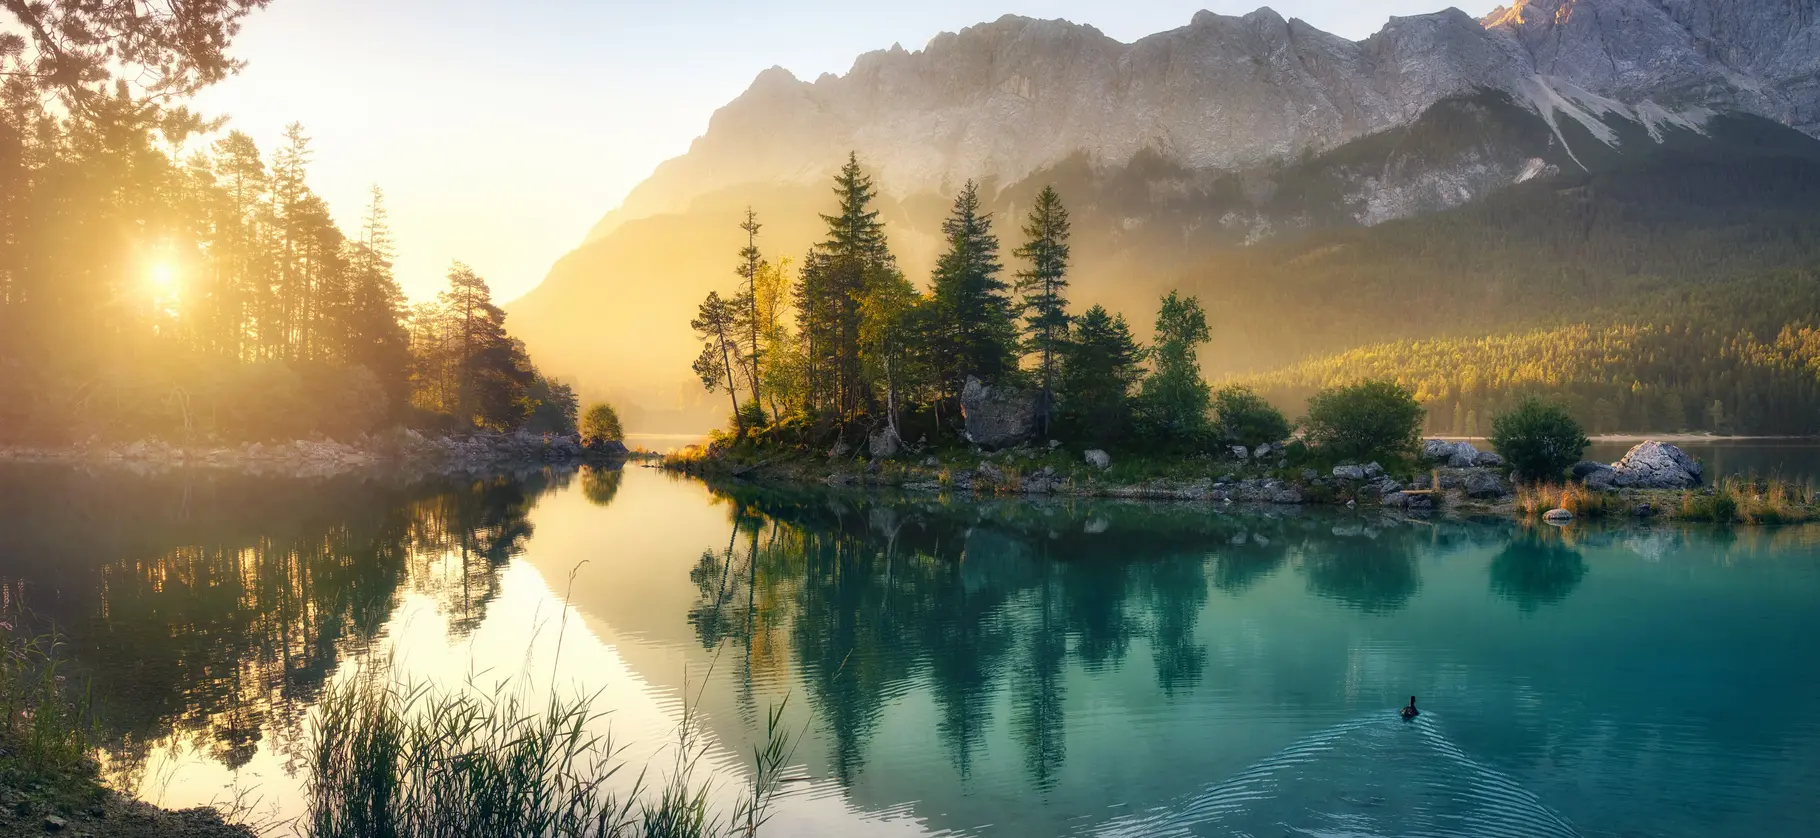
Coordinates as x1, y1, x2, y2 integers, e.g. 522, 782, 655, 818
1230, 445, 1250, 460
43, 815, 67, 831
1332, 464, 1367, 481
922, 456, 941, 468
975, 461, 1004, 482
1422, 439, 1460, 462
867, 426, 903, 459
1447, 441, 1483, 468
959, 376, 1039, 449
1543, 507, 1575, 523
1252, 442, 1274, 460
1608, 441, 1704, 489
1473, 450, 1504, 468
1575, 460, 1617, 491
1363, 461, 1385, 478
1465, 470, 1508, 499
1084, 449, 1111, 470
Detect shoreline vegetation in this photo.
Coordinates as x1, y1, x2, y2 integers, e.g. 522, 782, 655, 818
664, 438, 1820, 526
3, 610, 797, 838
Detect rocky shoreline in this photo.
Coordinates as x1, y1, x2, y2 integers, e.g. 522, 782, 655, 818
670, 436, 1785, 523
0, 429, 637, 478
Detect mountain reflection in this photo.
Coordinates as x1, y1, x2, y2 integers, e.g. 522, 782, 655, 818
0, 464, 579, 784
684, 485, 1527, 790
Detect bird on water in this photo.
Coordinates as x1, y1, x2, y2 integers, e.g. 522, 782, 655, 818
1400, 696, 1419, 720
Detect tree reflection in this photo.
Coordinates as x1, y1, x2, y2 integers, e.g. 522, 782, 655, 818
0, 466, 564, 777
1490, 528, 1588, 612
1301, 532, 1422, 614
580, 465, 624, 506
684, 487, 1434, 788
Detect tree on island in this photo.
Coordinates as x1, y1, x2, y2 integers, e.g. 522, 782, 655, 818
1137, 292, 1214, 441
693, 290, 746, 433
1014, 185, 1072, 436
1056, 306, 1142, 444
929, 180, 1020, 403
1490, 396, 1589, 481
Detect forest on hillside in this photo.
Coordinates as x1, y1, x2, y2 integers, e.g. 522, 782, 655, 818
0, 2, 573, 444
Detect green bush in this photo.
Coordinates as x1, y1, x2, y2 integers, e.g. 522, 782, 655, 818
1214, 385, 1291, 448
1301, 380, 1424, 463
1489, 396, 1589, 481
580, 403, 624, 444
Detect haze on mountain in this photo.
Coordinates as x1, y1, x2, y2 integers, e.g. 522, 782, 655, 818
506, 0, 1820, 432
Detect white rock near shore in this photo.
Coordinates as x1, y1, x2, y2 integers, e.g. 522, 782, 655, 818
1607, 441, 1704, 489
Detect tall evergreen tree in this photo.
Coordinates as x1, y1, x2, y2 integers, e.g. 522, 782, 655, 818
929, 180, 1018, 399
798, 153, 894, 417
345, 186, 412, 415
736, 208, 765, 409
1014, 185, 1072, 434
1057, 305, 1142, 442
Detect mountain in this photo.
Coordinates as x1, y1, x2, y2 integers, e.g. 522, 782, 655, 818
508, 1, 1820, 431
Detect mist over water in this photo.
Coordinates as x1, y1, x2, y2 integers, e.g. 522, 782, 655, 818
1, 464, 1818, 836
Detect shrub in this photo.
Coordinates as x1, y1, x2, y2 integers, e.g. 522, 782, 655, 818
1214, 386, 1291, 448
580, 403, 624, 445
1490, 397, 1588, 481
1301, 380, 1424, 464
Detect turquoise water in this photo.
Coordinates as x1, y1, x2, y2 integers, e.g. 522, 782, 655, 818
1, 463, 1818, 836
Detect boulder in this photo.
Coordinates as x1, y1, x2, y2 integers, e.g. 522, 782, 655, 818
959, 376, 1039, 449
586, 438, 630, 458
1465, 470, 1508, 499
1084, 449, 1111, 470
1608, 441, 1703, 489
868, 426, 903, 459
975, 461, 1004, 482
1253, 442, 1275, 460
1423, 439, 1484, 468
1473, 450, 1504, 468
1230, 445, 1250, 460
1363, 462, 1385, 478
1332, 464, 1367, 481
1543, 508, 1575, 523
1383, 491, 1434, 510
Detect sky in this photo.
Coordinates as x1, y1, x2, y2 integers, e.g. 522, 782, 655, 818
195, 0, 1500, 304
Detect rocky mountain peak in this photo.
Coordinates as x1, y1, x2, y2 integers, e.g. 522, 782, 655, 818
585, 1, 1820, 242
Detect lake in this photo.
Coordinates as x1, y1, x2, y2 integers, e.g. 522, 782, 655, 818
1, 461, 1818, 837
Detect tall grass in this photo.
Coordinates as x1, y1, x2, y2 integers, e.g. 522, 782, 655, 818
0, 612, 92, 774
1681, 476, 1817, 524
1514, 482, 1612, 519
305, 672, 797, 838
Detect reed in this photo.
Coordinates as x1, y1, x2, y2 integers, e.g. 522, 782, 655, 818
0, 613, 92, 775
304, 671, 795, 838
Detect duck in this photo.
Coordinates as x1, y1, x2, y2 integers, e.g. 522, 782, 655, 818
1400, 696, 1420, 720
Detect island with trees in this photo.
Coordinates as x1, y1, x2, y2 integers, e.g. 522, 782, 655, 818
669, 155, 1819, 525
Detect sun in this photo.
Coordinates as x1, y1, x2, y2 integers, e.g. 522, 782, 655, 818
148, 261, 177, 292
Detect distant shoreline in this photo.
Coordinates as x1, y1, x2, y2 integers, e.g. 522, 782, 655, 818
1428, 435, 1820, 444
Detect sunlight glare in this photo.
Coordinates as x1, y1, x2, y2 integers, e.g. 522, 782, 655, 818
148, 261, 177, 293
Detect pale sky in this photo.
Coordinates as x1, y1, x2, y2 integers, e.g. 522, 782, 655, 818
195, 1, 1499, 304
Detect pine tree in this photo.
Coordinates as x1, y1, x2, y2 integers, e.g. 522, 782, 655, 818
929, 180, 1017, 399
1057, 305, 1142, 442
693, 290, 745, 431
735, 208, 765, 409
1014, 185, 1072, 435
345, 186, 412, 415
798, 153, 894, 417
437, 262, 530, 430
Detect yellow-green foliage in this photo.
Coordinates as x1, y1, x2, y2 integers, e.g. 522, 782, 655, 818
1230, 319, 1820, 435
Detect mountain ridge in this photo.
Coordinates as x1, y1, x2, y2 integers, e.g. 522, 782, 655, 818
586, 0, 1820, 242
511, 1, 1820, 430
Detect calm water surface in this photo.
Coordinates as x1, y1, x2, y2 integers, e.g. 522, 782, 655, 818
1, 462, 1818, 837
